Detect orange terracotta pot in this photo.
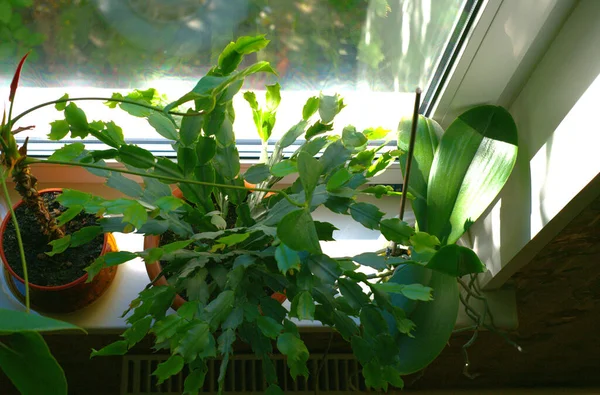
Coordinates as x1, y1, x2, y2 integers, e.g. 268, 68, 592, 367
143, 186, 285, 311
0, 188, 118, 313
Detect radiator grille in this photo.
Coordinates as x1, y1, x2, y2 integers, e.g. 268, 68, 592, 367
121, 354, 375, 394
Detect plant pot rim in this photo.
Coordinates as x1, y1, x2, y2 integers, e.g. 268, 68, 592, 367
0, 187, 113, 291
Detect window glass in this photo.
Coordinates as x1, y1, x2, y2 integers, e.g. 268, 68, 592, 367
0, 0, 468, 152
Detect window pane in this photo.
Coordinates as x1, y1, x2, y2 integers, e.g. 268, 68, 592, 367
1, 0, 470, 152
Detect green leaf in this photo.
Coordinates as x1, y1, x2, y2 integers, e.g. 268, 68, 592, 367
302, 96, 320, 120
155, 196, 183, 212
180, 111, 203, 146
0, 332, 67, 395
270, 159, 297, 177
342, 126, 368, 148
319, 94, 345, 124
366, 152, 394, 177
216, 232, 250, 246
398, 115, 442, 233
218, 35, 270, 74
361, 185, 403, 198
338, 278, 369, 309
305, 121, 333, 140
277, 333, 309, 379
153, 354, 184, 385
275, 243, 301, 273
257, 316, 283, 339
90, 340, 128, 357
265, 384, 285, 395
278, 120, 307, 148
0, 308, 82, 333
386, 265, 459, 374
350, 202, 383, 230
177, 146, 197, 176
277, 209, 321, 254
244, 163, 270, 184
118, 145, 155, 169
372, 282, 433, 301
351, 336, 375, 365
154, 158, 183, 181
380, 218, 414, 244
425, 244, 486, 277
85, 251, 137, 281
364, 126, 391, 140
360, 305, 388, 338
53, 93, 69, 111
295, 291, 315, 320
213, 144, 240, 180
331, 310, 359, 340
151, 315, 184, 343
314, 221, 337, 241
266, 82, 281, 111
351, 252, 387, 270
297, 151, 323, 202
319, 140, 351, 175
204, 290, 235, 330
123, 316, 152, 346
55, 204, 83, 226
196, 136, 217, 164
307, 254, 341, 284
0, 1, 11, 24
410, 232, 440, 254
122, 201, 148, 229
46, 235, 71, 257
48, 120, 69, 140
64, 102, 88, 137
48, 143, 85, 162
184, 365, 208, 395
174, 321, 216, 363
162, 240, 193, 253
147, 113, 178, 140
327, 168, 352, 191
425, 106, 518, 244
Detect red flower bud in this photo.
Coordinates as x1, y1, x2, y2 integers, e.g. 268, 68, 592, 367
9, 52, 30, 103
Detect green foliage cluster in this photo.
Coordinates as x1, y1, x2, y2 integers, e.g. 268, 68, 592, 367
0, 34, 518, 395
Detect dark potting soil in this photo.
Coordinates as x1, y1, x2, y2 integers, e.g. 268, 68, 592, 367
3, 191, 104, 287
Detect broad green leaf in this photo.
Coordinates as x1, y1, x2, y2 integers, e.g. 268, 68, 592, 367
184, 365, 208, 395
338, 278, 369, 309
85, 251, 137, 281
275, 243, 301, 273
278, 120, 307, 148
307, 254, 341, 284
380, 218, 414, 244
257, 316, 283, 338
0, 309, 82, 333
213, 144, 240, 180
425, 106, 518, 244
205, 290, 235, 330
277, 209, 321, 254
425, 244, 486, 277
361, 185, 403, 198
302, 96, 320, 120
218, 35, 269, 74
123, 316, 152, 346
55, 205, 82, 227
195, 136, 217, 164
217, 232, 250, 246
103, 121, 125, 147
105, 173, 142, 197
360, 305, 388, 338
266, 82, 281, 111
319, 140, 351, 175
0, 332, 67, 395
266, 384, 285, 395
327, 168, 352, 191
295, 291, 315, 320
56, 189, 91, 207
48, 120, 69, 140
410, 232, 440, 254
350, 202, 383, 230
398, 115, 442, 233
331, 310, 359, 340
64, 102, 88, 137
68, 226, 102, 248
270, 159, 297, 177
276, 333, 309, 379
366, 152, 394, 177
91, 340, 128, 357
174, 322, 216, 362
162, 240, 193, 253
364, 126, 391, 140
177, 146, 197, 176
305, 121, 333, 140
342, 126, 367, 148
244, 163, 270, 184
297, 151, 322, 202
372, 282, 433, 301
154, 354, 184, 385
154, 158, 183, 181
147, 113, 178, 140
351, 336, 375, 365
46, 235, 71, 257
180, 111, 203, 146
48, 143, 85, 162
122, 201, 148, 229
151, 315, 185, 344
314, 221, 337, 241
118, 145, 155, 169
54, 93, 69, 111
386, 265, 459, 374
154, 196, 183, 212
319, 94, 345, 124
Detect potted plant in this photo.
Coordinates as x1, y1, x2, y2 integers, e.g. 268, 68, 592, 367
26, 36, 519, 393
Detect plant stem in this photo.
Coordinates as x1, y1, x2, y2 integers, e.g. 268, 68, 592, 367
0, 170, 29, 313
365, 270, 395, 279
10, 97, 202, 127
26, 158, 305, 208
